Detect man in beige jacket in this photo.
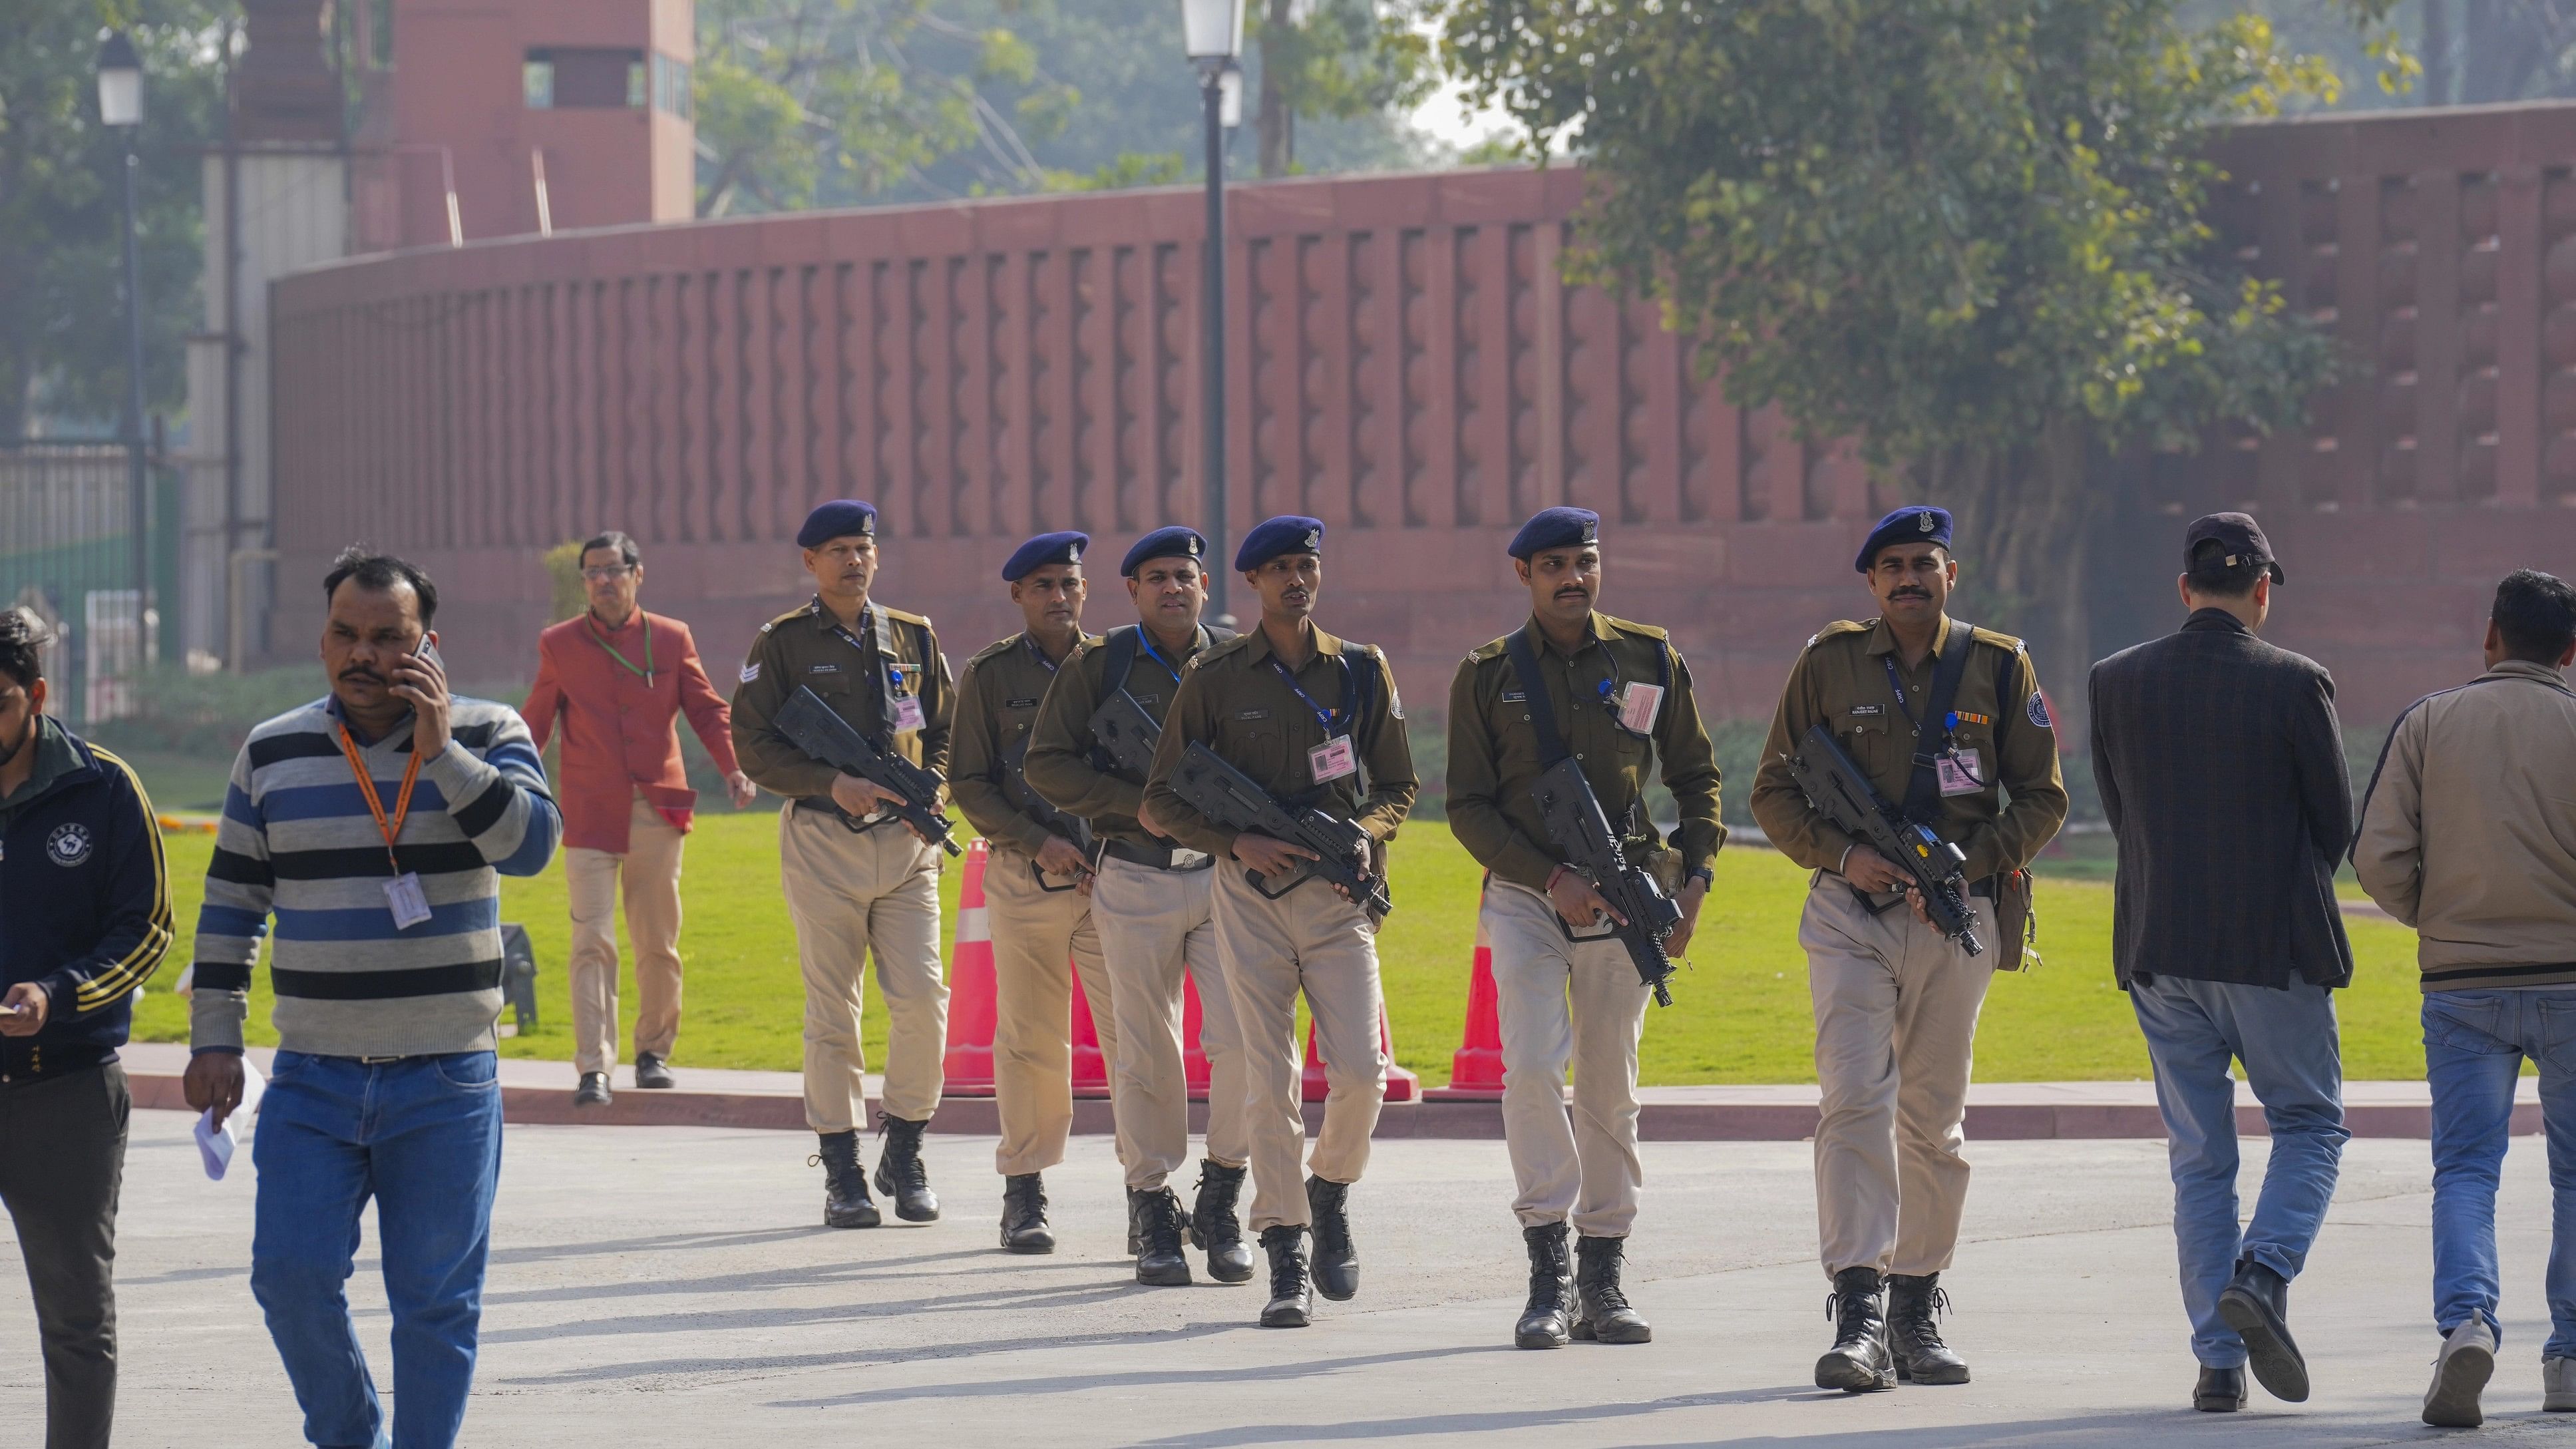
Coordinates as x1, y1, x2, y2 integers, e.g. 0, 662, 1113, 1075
2354, 567, 2576, 1430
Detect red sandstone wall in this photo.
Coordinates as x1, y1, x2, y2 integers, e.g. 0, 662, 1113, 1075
269, 106, 2576, 735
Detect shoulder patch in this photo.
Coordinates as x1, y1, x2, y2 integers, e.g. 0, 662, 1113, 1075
2027, 693, 2054, 729
739, 662, 761, 684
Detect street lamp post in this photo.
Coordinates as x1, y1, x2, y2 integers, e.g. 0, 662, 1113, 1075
1181, 0, 1244, 624
97, 32, 148, 666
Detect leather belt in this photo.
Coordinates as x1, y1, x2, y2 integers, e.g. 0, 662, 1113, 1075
1101, 838, 1214, 873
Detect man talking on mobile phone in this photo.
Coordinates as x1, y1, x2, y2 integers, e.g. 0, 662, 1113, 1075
184, 548, 560, 1449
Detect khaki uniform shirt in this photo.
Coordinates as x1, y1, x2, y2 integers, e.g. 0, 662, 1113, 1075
1446, 612, 1726, 894
1749, 614, 2067, 882
1023, 624, 1220, 851
727, 596, 954, 804
1141, 623, 1417, 860
949, 629, 1099, 855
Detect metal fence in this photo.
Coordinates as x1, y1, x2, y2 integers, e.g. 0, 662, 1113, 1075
0, 440, 177, 731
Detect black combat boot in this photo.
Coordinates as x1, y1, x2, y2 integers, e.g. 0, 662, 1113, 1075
1000, 1172, 1055, 1254
1572, 1235, 1652, 1345
1131, 1187, 1193, 1287
872, 1112, 940, 1222
2195, 1364, 2248, 1412
1190, 1161, 1256, 1284
1815, 1267, 1895, 1392
1515, 1223, 1574, 1349
1886, 1272, 1969, 1384
1258, 1226, 1313, 1328
1306, 1175, 1359, 1301
810, 1130, 881, 1229
2216, 1258, 2308, 1402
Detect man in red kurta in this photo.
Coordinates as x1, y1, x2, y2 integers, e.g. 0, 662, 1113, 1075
524, 532, 757, 1105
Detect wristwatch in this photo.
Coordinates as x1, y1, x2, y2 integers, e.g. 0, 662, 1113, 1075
1686, 866, 1714, 891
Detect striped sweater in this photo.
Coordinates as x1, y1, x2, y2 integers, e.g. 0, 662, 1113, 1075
190, 695, 561, 1057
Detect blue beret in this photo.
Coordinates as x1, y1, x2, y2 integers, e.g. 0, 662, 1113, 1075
1120, 526, 1209, 578
1854, 506, 1953, 572
1002, 530, 1089, 582
1508, 506, 1600, 561
797, 500, 876, 549
1234, 515, 1326, 573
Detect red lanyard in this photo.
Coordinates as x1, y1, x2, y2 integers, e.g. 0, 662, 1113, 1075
337, 726, 423, 875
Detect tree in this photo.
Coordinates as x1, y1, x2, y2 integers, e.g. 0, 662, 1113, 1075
0, 0, 223, 437
1253, 0, 1436, 176
1442, 0, 2391, 698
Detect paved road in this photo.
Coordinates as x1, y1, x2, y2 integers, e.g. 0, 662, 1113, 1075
11, 1110, 2569, 1446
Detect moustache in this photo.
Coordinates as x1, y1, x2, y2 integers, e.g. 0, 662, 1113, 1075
1891, 589, 1931, 600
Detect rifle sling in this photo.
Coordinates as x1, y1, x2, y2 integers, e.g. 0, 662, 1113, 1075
1898, 622, 1978, 825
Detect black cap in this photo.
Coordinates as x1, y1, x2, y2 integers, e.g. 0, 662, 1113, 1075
2183, 511, 2285, 584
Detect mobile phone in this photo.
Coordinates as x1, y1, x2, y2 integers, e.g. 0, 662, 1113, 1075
411, 638, 444, 674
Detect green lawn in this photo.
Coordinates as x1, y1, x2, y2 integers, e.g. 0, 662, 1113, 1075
132, 811, 2433, 1088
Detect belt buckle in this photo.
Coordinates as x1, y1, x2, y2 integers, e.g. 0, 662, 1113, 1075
355, 1054, 409, 1065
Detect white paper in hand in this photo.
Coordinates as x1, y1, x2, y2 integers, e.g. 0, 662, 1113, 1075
196, 1057, 269, 1181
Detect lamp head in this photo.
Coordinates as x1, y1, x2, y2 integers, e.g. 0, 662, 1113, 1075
96, 31, 144, 128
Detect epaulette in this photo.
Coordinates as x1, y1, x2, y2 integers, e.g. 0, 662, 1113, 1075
1466, 636, 1511, 664
1196, 630, 1257, 664
1603, 614, 1670, 642
1803, 619, 1875, 650
877, 604, 933, 629
759, 600, 817, 634
1968, 624, 2027, 656
966, 635, 1023, 667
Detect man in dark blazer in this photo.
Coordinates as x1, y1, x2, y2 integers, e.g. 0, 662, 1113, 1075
2089, 513, 2354, 1416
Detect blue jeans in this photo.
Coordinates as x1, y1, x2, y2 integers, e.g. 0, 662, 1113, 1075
2424, 989, 2576, 1358
250, 1051, 504, 1449
2131, 974, 2348, 1368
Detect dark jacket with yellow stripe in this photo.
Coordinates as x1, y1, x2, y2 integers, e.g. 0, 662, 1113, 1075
0, 720, 173, 1083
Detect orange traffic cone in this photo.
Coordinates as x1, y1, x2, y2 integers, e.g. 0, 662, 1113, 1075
938, 840, 998, 1096
1424, 899, 1505, 1100
1069, 966, 1112, 1100
1300, 1006, 1421, 1104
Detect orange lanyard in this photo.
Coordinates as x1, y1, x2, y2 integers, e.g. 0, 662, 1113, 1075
337, 726, 423, 875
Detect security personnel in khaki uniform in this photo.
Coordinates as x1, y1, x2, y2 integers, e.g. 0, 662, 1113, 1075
1749, 505, 2068, 1392
948, 530, 1115, 1254
1025, 525, 1254, 1289
1446, 506, 1724, 1351
730, 499, 955, 1231
1142, 515, 1415, 1329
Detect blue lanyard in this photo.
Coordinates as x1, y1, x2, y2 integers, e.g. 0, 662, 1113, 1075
1022, 634, 1063, 675
824, 604, 914, 700
1266, 653, 1354, 736
1135, 628, 1192, 686
1881, 654, 1955, 738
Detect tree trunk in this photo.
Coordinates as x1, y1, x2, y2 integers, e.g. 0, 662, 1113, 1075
1255, 0, 1294, 178
2421, 0, 2454, 106
1921, 417, 2100, 741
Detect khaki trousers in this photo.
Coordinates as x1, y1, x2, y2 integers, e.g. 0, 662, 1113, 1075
1802, 876, 1996, 1279
563, 792, 688, 1077
1213, 863, 1386, 1231
778, 808, 948, 1132
984, 846, 1118, 1178
1093, 854, 1250, 1190
1485, 879, 1652, 1239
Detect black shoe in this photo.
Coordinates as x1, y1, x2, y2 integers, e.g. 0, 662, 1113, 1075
2195, 1364, 2248, 1412
1001, 1172, 1055, 1254
873, 1112, 940, 1222
1258, 1226, 1313, 1328
1190, 1161, 1256, 1285
1816, 1267, 1896, 1392
1515, 1223, 1574, 1349
810, 1130, 881, 1229
2215, 1259, 2308, 1402
1572, 1235, 1652, 1345
573, 1072, 612, 1108
1131, 1187, 1193, 1287
633, 1053, 675, 1090
1306, 1175, 1359, 1301
1886, 1272, 1968, 1384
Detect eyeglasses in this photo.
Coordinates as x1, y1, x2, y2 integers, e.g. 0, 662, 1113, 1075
580, 566, 636, 582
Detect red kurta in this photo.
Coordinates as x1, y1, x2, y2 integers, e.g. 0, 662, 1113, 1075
524, 610, 742, 854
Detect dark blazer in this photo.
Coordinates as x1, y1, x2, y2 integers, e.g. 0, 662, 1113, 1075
2088, 610, 2354, 989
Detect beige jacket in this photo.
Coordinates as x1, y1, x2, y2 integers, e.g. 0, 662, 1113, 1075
2353, 659, 2576, 990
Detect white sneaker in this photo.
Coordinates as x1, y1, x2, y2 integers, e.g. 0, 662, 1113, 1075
2426, 1318, 2497, 1428
2544, 1355, 2576, 1412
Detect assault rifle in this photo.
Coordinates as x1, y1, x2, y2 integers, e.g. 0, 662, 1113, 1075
1000, 733, 1093, 889
1784, 723, 1982, 955
1165, 741, 1392, 921
1087, 686, 1165, 779
1529, 757, 1681, 1006
775, 686, 962, 857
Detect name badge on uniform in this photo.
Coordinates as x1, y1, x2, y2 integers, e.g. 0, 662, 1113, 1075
1005, 698, 1040, 710
893, 694, 926, 733
1936, 749, 1986, 797
1618, 682, 1664, 733
1308, 735, 1358, 784
385, 871, 433, 931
